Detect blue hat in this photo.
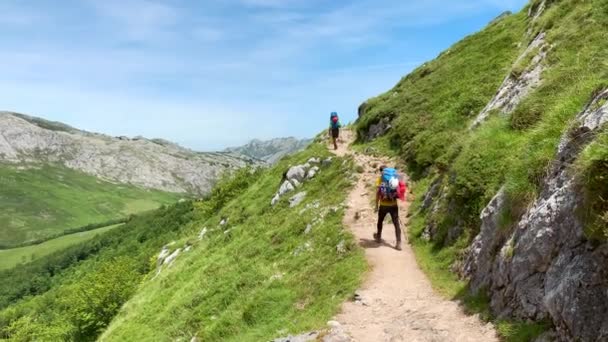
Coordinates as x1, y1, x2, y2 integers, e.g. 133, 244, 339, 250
330, 111, 338, 117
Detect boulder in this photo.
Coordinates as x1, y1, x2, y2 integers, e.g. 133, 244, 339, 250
287, 165, 307, 182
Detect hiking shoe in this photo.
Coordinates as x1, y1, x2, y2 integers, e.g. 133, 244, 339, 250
395, 241, 403, 251
373, 233, 382, 243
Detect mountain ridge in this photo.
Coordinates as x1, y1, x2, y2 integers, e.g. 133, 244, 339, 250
0, 112, 258, 195
225, 137, 312, 164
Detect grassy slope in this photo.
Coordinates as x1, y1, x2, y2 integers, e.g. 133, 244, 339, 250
0, 164, 180, 247
0, 224, 122, 271
101, 142, 365, 341
356, 0, 608, 340
0, 142, 365, 342
0, 202, 197, 341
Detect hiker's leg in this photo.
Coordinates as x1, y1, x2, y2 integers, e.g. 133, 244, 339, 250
377, 206, 389, 238
389, 206, 402, 242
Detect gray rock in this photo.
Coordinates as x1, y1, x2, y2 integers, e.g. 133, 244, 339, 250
464, 90, 608, 340
271, 194, 281, 206
163, 248, 181, 267
471, 32, 548, 128
306, 166, 320, 179
278, 180, 296, 196
290, 179, 302, 188
420, 177, 443, 211
461, 188, 508, 291
289, 192, 307, 208
365, 117, 392, 141
287, 165, 307, 182
308, 157, 321, 164
272, 332, 319, 342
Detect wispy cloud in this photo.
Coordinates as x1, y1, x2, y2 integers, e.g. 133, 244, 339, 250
0, 0, 528, 149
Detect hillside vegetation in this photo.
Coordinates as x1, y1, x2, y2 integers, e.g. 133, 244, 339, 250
0, 142, 365, 341
356, 0, 608, 340
0, 164, 178, 248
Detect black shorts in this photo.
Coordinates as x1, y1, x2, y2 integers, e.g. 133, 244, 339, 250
331, 128, 340, 138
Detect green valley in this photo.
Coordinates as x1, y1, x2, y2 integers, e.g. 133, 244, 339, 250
0, 164, 180, 248
0, 224, 122, 271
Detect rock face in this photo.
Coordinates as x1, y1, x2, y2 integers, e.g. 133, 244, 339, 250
470, 32, 549, 128
463, 90, 608, 341
364, 117, 392, 141
0, 112, 257, 194
225, 137, 312, 164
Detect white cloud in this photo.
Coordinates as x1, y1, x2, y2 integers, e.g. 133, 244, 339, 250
87, 0, 180, 42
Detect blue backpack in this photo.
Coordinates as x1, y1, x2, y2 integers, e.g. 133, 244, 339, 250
379, 168, 399, 200
330, 112, 340, 129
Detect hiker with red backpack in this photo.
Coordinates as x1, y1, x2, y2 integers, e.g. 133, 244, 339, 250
328, 112, 341, 150
375, 166, 407, 251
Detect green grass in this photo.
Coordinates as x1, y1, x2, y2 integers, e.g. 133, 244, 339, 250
576, 129, 608, 241
0, 224, 122, 271
101, 142, 366, 342
0, 164, 180, 248
0, 142, 366, 342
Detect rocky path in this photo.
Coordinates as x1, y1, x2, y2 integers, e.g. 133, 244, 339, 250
323, 130, 497, 342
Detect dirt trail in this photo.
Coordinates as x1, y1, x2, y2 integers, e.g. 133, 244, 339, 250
326, 130, 497, 342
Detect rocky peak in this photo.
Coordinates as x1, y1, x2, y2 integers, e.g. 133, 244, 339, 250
0, 112, 258, 195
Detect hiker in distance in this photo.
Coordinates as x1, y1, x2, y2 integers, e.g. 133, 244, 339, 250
374, 166, 407, 251
328, 112, 341, 150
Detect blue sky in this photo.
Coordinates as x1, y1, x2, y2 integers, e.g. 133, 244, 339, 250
0, 0, 527, 151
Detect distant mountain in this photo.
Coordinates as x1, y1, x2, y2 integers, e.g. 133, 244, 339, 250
0, 112, 258, 195
225, 137, 312, 164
